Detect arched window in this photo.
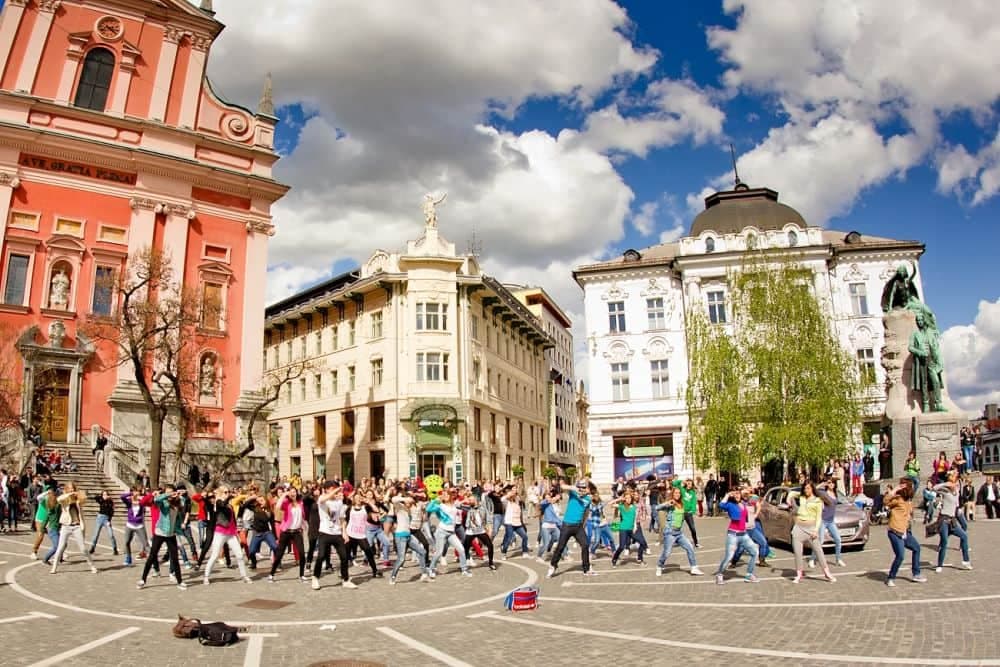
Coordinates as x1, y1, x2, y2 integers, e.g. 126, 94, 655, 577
74, 48, 116, 111
788, 230, 798, 247
705, 237, 715, 253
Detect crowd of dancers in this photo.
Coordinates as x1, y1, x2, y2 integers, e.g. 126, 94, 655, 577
16, 467, 984, 590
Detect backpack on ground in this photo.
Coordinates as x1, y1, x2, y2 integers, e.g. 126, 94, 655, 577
503, 586, 539, 612
172, 615, 201, 639
197, 621, 243, 646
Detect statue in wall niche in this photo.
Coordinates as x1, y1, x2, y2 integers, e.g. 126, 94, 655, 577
909, 312, 945, 413
48, 269, 70, 310
48, 320, 66, 348
200, 356, 217, 397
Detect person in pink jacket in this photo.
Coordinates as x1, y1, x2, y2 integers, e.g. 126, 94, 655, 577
268, 487, 307, 582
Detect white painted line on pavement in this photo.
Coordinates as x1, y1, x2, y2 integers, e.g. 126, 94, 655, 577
376, 626, 474, 667
562, 569, 871, 586
0, 611, 57, 624
242, 633, 278, 667
474, 611, 1000, 665
28, 626, 141, 667
541, 588, 1000, 608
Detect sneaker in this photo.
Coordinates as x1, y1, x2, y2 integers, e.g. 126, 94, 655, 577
911, 575, 927, 583
792, 572, 803, 584
583, 568, 599, 576
202, 577, 210, 586
90, 566, 98, 574
715, 574, 725, 585
886, 578, 896, 587
962, 561, 973, 570
744, 574, 759, 583
30, 552, 37, 560
655, 567, 663, 577
420, 573, 430, 582
342, 579, 358, 589
461, 569, 473, 578
183, 562, 193, 570
299, 576, 309, 583
428, 570, 436, 579
267, 575, 275, 583
824, 571, 837, 583
935, 566, 943, 573
611, 560, 618, 568
488, 564, 498, 571
501, 553, 507, 561
311, 576, 320, 590
546, 566, 556, 579
151, 571, 160, 578
836, 559, 847, 567
807, 559, 816, 569
136, 580, 145, 589
49, 566, 57, 575
690, 567, 704, 576
176, 582, 188, 590
243, 576, 253, 584
389, 576, 397, 585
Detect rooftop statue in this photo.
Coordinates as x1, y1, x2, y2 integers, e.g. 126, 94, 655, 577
422, 193, 447, 228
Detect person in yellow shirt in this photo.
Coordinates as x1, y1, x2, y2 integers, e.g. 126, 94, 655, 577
788, 481, 835, 584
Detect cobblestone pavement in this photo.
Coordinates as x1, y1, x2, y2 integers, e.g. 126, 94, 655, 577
2, 516, 1000, 666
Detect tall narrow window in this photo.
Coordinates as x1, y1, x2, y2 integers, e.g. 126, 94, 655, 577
290, 419, 301, 449
371, 358, 383, 387
92, 265, 114, 316
849, 283, 868, 316
314, 374, 322, 398
650, 359, 669, 398
608, 301, 626, 333
646, 298, 665, 330
201, 282, 223, 330
707, 291, 727, 324
370, 406, 385, 440
370, 311, 383, 339
330, 370, 339, 394
857, 348, 876, 385
348, 365, 356, 391
611, 362, 630, 401
74, 48, 115, 111
3, 254, 29, 305
347, 321, 356, 346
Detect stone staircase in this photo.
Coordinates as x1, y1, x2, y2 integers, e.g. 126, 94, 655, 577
43, 440, 126, 501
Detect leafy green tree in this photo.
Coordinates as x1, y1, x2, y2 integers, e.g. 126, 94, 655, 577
685, 253, 865, 480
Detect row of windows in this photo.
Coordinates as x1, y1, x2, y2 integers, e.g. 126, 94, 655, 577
471, 360, 544, 411
610, 359, 670, 402
608, 295, 726, 332
288, 405, 386, 449
703, 230, 799, 254
471, 407, 544, 452
470, 313, 545, 376
2, 252, 223, 329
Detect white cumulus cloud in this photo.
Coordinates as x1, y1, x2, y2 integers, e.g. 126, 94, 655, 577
941, 299, 1000, 416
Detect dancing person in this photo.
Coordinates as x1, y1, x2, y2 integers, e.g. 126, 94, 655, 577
500, 487, 529, 559
345, 490, 383, 580
50, 482, 97, 575
121, 488, 151, 568
611, 487, 647, 567
677, 478, 700, 548
536, 488, 563, 562
713, 487, 759, 584
88, 490, 118, 555
389, 491, 431, 584
137, 484, 187, 590
462, 493, 496, 571
427, 489, 470, 577
883, 479, 926, 586
547, 479, 596, 577
268, 487, 307, 582
789, 482, 836, 584
655, 486, 704, 577
934, 470, 972, 573
202, 486, 252, 585
809, 479, 845, 569
312, 481, 355, 590
244, 494, 277, 569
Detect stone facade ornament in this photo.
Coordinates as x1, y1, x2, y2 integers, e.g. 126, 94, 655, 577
200, 355, 217, 397
603, 341, 633, 364
642, 338, 672, 360
842, 263, 868, 283
48, 320, 66, 348
601, 282, 628, 301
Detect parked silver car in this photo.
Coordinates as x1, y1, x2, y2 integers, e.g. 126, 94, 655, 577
758, 486, 870, 550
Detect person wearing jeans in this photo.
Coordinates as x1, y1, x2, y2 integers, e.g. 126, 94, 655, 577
50, 483, 98, 575
810, 481, 844, 569
427, 491, 470, 576
611, 489, 647, 566
500, 489, 529, 558
655, 488, 703, 576
312, 481, 355, 590
714, 488, 758, 584
548, 481, 596, 578
88, 491, 119, 555
389, 493, 430, 584
137, 486, 186, 590
934, 473, 972, 572
203, 487, 252, 585
535, 491, 564, 561
883, 480, 926, 586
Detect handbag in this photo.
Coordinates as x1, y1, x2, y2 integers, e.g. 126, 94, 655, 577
172, 615, 201, 639
924, 516, 941, 538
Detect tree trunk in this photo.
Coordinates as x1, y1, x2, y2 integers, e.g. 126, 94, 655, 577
149, 414, 164, 488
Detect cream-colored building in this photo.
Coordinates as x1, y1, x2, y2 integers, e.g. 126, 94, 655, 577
509, 286, 579, 471
264, 218, 555, 484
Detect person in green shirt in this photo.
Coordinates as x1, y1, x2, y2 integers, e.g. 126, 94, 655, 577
611, 488, 647, 566
672, 478, 701, 548
904, 452, 921, 492
40, 491, 61, 566
654, 487, 704, 577
31, 484, 51, 559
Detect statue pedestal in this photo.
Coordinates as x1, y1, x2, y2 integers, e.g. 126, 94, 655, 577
889, 413, 968, 481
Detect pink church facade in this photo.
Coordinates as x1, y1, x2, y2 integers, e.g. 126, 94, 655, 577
0, 0, 286, 451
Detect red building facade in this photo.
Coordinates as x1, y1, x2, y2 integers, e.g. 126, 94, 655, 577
0, 0, 286, 452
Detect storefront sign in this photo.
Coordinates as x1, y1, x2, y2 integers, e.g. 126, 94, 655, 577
19, 154, 137, 185
623, 446, 665, 458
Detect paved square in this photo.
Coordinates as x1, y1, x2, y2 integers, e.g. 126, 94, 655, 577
2, 516, 1000, 666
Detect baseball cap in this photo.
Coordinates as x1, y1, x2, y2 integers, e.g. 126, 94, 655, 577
576, 478, 589, 490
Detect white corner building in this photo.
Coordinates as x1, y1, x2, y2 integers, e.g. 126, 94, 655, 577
573, 183, 925, 485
